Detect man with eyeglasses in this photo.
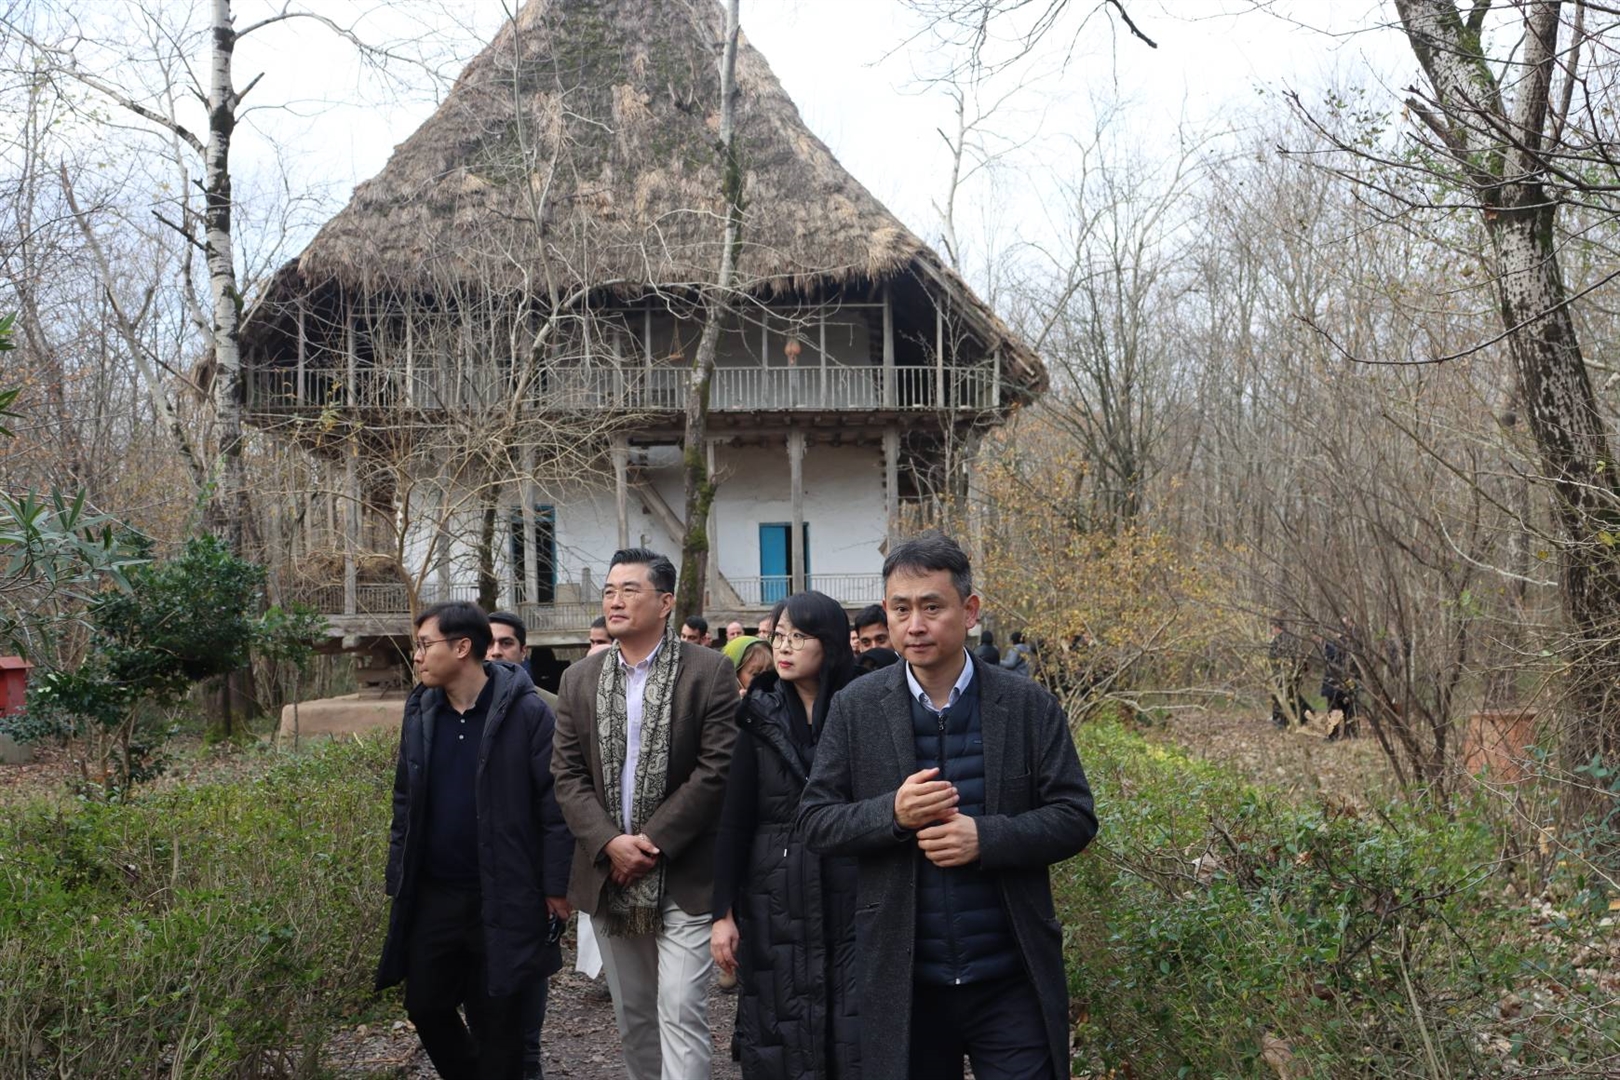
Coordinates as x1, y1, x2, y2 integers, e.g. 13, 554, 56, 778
551, 549, 738, 1080
375, 601, 574, 1080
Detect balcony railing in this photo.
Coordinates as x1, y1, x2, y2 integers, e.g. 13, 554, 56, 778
717, 574, 886, 608
246, 364, 999, 415
287, 573, 887, 624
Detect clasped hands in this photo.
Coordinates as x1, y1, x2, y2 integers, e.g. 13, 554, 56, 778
895, 767, 979, 868
604, 832, 660, 885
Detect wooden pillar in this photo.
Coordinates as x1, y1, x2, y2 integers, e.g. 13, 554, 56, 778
789, 429, 807, 594
883, 427, 900, 547
935, 298, 946, 408
991, 347, 1002, 409
881, 284, 896, 408
818, 306, 828, 409
343, 446, 359, 617
295, 299, 307, 406
612, 435, 631, 549
344, 308, 357, 408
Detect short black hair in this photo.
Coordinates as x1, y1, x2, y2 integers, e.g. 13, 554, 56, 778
609, 547, 677, 594
487, 610, 527, 647
882, 530, 972, 600
854, 604, 887, 632
415, 601, 492, 660
1010, 630, 1024, 645
979, 629, 995, 646
684, 615, 709, 635
591, 616, 607, 630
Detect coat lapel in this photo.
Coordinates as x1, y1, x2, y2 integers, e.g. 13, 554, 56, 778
885, 668, 916, 778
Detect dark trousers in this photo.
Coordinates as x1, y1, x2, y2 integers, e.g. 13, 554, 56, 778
909, 974, 1053, 1080
405, 879, 525, 1080
521, 974, 549, 1079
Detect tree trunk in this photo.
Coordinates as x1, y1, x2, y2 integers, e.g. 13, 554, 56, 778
205, 0, 249, 557
675, 0, 742, 623
478, 498, 499, 614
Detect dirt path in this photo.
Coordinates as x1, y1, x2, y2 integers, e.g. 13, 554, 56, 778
324, 931, 741, 1079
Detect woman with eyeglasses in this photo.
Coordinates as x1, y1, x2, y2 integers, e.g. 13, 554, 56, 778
711, 591, 860, 1080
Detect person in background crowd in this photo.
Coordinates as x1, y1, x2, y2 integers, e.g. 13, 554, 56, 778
852, 604, 889, 655
1000, 630, 1033, 677
711, 591, 860, 1079
489, 610, 559, 710
681, 616, 712, 647
376, 601, 573, 1080
974, 629, 1000, 667
756, 614, 775, 638
588, 616, 612, 655
727, 620, 746, 643
853, 646, 901, 676
800, 532, 1097, 1080
1320, 615, 1361, 740
722, 635, 773, 699
551, 549, 738, 1080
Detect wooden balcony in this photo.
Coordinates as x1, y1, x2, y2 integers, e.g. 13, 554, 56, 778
245, 364, 1001, 417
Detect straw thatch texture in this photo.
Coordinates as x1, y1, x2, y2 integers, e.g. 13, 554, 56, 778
258, 0, 1040, 384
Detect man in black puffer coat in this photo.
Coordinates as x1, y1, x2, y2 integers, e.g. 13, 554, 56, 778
801, 534, 1096, 1080
376, 602, 574, 1080
713, 668, 860, 1079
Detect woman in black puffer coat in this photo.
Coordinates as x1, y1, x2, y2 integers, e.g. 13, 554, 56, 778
712, 590, 860, 1080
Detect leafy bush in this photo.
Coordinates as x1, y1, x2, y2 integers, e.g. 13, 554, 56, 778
1058, 721, 1607, 1077
0, 737, 396, 1077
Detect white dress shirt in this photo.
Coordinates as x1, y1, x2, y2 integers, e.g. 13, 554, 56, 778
620, 638, 664, 833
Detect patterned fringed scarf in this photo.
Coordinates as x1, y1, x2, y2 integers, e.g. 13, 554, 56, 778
595, 628, 682, 937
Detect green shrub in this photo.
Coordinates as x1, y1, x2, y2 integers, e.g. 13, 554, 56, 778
1057, 720, 1594, 1078
0, 736, 397, 1078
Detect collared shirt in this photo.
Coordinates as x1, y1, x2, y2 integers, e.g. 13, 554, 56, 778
905, 649, 976, 715
619, 637, 665, 833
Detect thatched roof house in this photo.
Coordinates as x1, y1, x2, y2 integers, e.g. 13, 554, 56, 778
243, 0, 1043, 393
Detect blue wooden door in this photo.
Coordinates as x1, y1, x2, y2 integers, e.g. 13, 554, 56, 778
759, 523, 809, 605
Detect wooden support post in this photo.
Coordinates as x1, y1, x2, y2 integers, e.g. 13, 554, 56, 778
991, 347, 1002, 409
882, 285, 896, 409
789, 429, 807, 594
818, 306, 828, 408
343, 446, 359, 617
883, 427, 900, 547
295, 299, 307, 406
345, 307, 357, 409
612, 435, 631, 549
935, 298, 946, 409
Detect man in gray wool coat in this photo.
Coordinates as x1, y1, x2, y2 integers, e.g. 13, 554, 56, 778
799, 531, 1098, 1080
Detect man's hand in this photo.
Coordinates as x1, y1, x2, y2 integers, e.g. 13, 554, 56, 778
604, 833, 660, 885
546, 896, 573, 921
894, 767, 959, 830
710, 912, 740, 975
917, 815, 979, 867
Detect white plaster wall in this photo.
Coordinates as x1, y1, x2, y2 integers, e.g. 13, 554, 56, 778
388, 440, 885, 606
708, 442, 886, 583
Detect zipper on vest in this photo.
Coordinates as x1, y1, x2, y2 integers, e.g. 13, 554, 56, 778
937, 707, 961, 984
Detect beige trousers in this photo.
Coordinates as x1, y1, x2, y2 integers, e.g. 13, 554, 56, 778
598, 895, 714, 1080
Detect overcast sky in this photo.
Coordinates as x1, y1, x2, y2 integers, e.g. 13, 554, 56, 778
216, 0, 1412, 284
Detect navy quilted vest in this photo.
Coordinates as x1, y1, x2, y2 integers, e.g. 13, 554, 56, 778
908, 676, 1019, 985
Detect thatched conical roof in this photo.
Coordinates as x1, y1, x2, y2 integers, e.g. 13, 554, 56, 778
256, 0, 1040, 383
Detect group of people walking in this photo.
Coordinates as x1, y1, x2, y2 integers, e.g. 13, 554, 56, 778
376, 531, 1099, 1080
